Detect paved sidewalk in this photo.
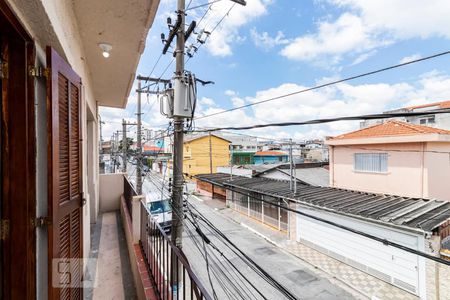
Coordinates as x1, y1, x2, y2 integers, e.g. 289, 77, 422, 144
193, 194, 419, 300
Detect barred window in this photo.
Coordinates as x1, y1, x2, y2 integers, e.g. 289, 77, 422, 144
354, 153, 388, 173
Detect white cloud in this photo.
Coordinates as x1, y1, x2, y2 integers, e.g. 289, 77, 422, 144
194, 71, 450, 139
280, 13, 391, 64
330, 0, 450, 39
350, 50, 377, 66
225, 89, 237, 96
282, 1, 450, 64
399, 53, 422, 64
250, 28, 290, 49
231, 97, 245, 107
201, 0, 271, 56
199, 97, 216, 106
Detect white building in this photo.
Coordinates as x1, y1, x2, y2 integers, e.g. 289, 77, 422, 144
361, 100, 450, 129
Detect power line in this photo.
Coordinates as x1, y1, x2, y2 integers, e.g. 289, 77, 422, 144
184, 208, 265, 300
186, 0, 223, 11
142, 170, 296, 299
186, 199, 298, 300
206, 184, 450, 267
194, 50, 450, 120
186, 2, 236, 64
190, 108, 450, 132
144, 175, 255, 300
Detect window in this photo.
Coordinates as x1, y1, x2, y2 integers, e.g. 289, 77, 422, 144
354, 153, 388, 173
419, 116, 435, 125
149, 200, 172, 214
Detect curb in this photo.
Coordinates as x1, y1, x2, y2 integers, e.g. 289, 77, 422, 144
195, 200, 370, 300
239, 221, 371, 300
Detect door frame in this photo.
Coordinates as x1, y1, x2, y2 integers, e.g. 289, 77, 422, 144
0, 1, 36, 299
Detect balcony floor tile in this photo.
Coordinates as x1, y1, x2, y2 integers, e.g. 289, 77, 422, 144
85, 211, 137, 300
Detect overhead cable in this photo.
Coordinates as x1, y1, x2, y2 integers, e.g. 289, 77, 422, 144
194, 50, 450, 120
219, 185, 450, 267
190, 108, 450, 132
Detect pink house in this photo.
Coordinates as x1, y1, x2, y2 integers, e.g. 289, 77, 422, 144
326, 120, 450, 201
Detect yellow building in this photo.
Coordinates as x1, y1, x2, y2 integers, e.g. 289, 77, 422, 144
183, 134, 231, 177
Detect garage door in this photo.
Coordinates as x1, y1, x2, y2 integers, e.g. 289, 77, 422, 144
297, 209, 421, 295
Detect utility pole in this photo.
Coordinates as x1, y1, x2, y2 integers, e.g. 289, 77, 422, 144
99, 117, 105, 160
136, 79, 143, 195
114, 131, 119, 173
111, 134, 116, 173
229, 143, 233, 179
169, 0, 186, 295
171, 0, 185, 247
209, 132, 213, 174
122, 119, 127, 173
289, 138, 293, 191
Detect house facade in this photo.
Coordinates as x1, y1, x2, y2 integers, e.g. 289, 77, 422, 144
0, 0, 158, 298
361, 100, 450, 130
183, 134, 231, 176
326, 120, 450, 201
231, 151, 255, 165
253, 151, 289, 164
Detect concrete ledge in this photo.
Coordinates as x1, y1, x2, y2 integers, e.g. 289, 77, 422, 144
100, 173, 125, 212
120, 195, 158, 300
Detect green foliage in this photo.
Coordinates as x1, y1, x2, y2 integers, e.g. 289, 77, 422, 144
118, 137, 134, 151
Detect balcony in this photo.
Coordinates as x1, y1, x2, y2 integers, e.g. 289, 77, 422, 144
95, 173, 211, 300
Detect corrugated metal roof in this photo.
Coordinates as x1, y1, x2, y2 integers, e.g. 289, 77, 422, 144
195, 173, 450, 233
274, 167, 329, 187
242, 163, 283, 175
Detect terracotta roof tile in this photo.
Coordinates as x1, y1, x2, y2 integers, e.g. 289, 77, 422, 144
143, 145, 162, 151
332, 120, 450, 140
405, 100, 450, 111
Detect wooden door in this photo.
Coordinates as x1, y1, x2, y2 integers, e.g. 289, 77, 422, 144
1, 2, 36, 298
47, 46, 83, 300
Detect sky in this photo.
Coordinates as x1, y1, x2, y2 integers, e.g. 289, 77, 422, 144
100, 0, 450, 142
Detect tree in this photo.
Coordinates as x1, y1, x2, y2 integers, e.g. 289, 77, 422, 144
118, 137, 134, 152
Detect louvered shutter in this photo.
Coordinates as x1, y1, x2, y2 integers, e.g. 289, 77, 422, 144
47, 46, 83, 300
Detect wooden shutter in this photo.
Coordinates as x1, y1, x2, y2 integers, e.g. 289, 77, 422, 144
47, 46, 83, 300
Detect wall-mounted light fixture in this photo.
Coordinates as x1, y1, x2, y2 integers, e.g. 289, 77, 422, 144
99, 43, 112, 58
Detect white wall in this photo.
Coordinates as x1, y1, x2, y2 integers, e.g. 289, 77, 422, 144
424, 142, 450, 201
99, 173, 125, 212
217, 166, 253, 177
5, 1, 101, 297
296, 208, 426, 298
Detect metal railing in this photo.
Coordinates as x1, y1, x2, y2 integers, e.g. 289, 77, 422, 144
124, 176, 137, 220
140, 201, 212, 300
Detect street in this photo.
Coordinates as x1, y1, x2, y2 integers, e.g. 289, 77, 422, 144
182, 195, 356, 300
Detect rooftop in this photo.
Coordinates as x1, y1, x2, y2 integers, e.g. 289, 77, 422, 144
327, 120, 450, 145
276, 167, 330, 187
143, 145, 162, 152
254, 151, 288, 156
184, 134, 231, 144
405, 100, 450, 111
196, 173, 450, 233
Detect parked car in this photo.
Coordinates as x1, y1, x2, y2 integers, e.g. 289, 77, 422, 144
147, 198, 172, 233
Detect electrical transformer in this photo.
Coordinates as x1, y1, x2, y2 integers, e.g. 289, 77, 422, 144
160, 73, 196, 119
